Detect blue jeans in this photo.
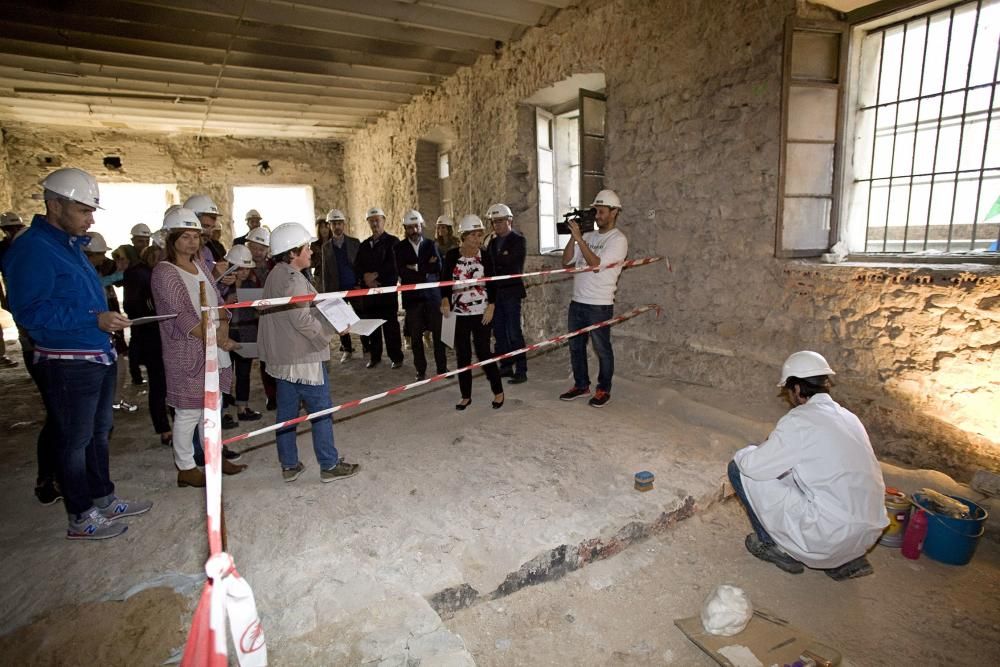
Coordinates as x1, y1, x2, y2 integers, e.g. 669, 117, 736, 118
37, 359, 117, 516
727, 459, 774, 545
493, 297, 526, 376
567, 301, 614, 392
275, 364, 338, 469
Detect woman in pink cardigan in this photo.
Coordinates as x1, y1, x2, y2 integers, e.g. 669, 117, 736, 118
151, 207, 247, 487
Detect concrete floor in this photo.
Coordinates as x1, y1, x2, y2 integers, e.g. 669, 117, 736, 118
0, 342, 995, 665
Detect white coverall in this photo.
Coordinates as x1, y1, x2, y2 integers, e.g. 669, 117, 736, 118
734, 393, 888, 569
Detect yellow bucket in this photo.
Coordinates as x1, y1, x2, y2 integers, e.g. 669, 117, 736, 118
879, 488, 911, 548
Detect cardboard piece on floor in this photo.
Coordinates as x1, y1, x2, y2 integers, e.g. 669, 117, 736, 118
674, 608, 841, 667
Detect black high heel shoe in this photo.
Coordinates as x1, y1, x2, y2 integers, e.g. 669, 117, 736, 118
492, 394, 505, 410
455, 399, 472, 411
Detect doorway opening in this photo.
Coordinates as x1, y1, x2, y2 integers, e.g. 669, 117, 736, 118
232, 185, 315, 238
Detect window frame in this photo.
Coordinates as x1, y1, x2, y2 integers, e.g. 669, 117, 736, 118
777, 0, 1000, 264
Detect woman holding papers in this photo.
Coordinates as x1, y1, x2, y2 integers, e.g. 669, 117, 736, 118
440, 215, 504, 411
258, 223, 360, 484
151, 207, 247, 488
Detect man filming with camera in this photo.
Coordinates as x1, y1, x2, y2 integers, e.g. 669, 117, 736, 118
559, 190, 628, 408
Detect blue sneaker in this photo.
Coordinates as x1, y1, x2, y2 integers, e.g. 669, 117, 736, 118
98, 496, 153, 521
67, 508, 128, 540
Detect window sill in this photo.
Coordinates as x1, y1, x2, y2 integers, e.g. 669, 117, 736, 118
783, 258, 1000, 285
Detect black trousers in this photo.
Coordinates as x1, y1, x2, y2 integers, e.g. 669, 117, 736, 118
130, 326, 170, 434
233, 352, 254, 404
454, 314, 503, 399
363, 300, 403, 364
405, 300, 448, 375
21, 346, 58, 485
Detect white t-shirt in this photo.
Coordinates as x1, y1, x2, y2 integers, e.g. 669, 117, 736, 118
569, 228, 628, 305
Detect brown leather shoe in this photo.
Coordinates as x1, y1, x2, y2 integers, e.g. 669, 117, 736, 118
177, 467, 206, 488
222, 458, 248, 475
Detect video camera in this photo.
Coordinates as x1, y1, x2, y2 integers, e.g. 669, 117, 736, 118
556, 207, 597, 235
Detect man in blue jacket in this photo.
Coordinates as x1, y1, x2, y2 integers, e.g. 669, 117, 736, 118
2, 167, 153, 540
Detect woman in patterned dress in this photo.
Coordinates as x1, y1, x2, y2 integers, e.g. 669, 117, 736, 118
439, 214, 504, 411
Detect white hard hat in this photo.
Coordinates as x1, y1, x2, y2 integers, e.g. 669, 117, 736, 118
130, 223, 152, 238
402, 209, 424, 226
326, 208, 346, 222
270, 222, 316, 256
436, 215, 454, 228
246, 226, 271, 247
163, 207, 203, 231
486, 203, 513, 220
224, 244, 255, 268
777, 351, 836, 387
151, 229, 167, 249
0, 211, 23, 227
245, 208, 262, 221
366, 207, 385, 220
40, 167, 103, 209
183, 194, 220, 216
458, 214, 485, 234
85, 231, 108, 254
591, 189, 622, 209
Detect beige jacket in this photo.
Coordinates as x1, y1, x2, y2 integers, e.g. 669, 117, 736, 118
257, 262, 337, 365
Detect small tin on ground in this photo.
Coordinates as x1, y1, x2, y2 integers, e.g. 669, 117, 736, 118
634, 470, 655, 492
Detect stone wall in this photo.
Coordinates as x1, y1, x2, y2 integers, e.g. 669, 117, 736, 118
342, 0, 999, 478
0, 123, 346, 243
0, 131, 11, 211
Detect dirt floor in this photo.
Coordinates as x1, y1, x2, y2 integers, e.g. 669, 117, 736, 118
447, 499, 1000, 667
0, 330, 997, 666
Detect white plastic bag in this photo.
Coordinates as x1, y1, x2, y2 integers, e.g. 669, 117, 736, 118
700, 584, 753, 636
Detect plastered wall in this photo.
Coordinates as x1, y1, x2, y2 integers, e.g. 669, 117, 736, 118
342, 0, 999, 478
0, 123, 346, 243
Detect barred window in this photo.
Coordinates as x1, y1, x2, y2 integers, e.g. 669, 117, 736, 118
847, 0, 1000, 255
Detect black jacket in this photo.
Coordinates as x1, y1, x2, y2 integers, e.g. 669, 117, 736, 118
485, 230, 526, 301
354, 232, 400, 311
395, 236, 443, 307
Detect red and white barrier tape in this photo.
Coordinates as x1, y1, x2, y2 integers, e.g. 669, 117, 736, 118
181, 308, 267, 667
210, 256, 667, 311
223, 304, 661, 447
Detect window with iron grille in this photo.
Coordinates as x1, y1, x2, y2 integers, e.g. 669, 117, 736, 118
846, 0, 1000, 256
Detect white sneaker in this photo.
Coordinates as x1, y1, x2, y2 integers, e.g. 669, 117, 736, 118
340, 351, 353, 364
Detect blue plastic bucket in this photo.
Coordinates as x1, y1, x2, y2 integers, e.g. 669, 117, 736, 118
912, 494, 988, 566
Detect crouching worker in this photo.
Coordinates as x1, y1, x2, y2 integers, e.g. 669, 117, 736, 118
258, 223, 360, 484
728, 351, 887, 581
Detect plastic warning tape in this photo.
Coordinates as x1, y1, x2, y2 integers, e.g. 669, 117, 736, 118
222, 304, 660, 447
210, 256, 666, 311
181, 304, 267, 667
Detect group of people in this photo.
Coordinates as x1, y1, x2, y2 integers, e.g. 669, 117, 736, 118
1, 163, 888, 587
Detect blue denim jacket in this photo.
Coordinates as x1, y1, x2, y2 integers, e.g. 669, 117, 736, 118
1, 215, 112, 353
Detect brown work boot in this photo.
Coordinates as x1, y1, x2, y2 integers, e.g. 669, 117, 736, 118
222, 459, 248, 475
177, 467, 206, 488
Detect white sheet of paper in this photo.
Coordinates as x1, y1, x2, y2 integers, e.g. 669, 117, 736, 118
440, 311, 456, 348
234, 342, 258, 359
128, 314, 178, 326
346, 319, 385, 337
315, 297, 360, 333
236, 288, 264, 303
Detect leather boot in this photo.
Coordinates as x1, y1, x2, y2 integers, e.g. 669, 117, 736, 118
222, 458, 248, 476
177, 466, 206, 488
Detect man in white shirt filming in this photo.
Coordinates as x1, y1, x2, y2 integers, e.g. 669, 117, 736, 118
559, 189, 628, 408
729, 351, 888, 580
